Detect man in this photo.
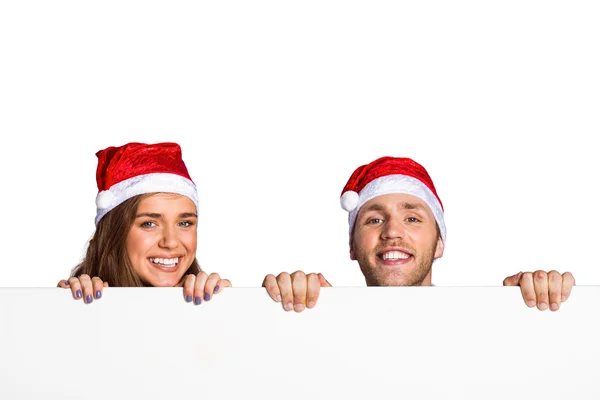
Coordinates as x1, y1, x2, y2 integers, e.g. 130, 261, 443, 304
263, 156, 575, 312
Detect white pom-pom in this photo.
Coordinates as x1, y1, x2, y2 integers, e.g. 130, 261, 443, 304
340, 190, 359, 212
96, 190, 115, 209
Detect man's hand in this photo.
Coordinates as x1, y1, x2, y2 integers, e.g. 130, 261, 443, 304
503, 270, 575, 311
262, 271, 332, 312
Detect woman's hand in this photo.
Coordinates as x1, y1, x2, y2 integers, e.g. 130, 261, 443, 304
57, 274, 108, 304
177, 272, 231, 305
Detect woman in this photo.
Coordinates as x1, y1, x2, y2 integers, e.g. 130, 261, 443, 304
58, 141, 231, 305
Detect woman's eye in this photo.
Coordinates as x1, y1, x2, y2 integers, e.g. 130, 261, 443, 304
141, 221, 156, 228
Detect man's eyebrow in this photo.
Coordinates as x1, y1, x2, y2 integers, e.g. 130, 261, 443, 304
401, 202, 427, 211
361, 203, 386, 212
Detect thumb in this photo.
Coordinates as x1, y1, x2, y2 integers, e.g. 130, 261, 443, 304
318, 273, 333, 287
503, 271, 522, 287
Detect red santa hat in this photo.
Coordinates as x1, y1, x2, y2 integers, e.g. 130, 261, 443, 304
94, 142, 198, 225
340, 156, 446, 242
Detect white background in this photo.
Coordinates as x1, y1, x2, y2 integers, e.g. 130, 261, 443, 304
1, 1, 599, 288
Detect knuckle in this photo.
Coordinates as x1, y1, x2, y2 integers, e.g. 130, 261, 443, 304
276, 272, 290, 282
548, 270, 561, 279
533, 270, 547, 281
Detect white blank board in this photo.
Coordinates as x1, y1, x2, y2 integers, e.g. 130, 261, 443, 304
0, 287, 598, 399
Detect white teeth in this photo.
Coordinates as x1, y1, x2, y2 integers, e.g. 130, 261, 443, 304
150, 257, 179, 266
382, 251, 409, 260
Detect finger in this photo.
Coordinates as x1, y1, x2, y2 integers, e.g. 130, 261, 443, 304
503, 271, 523, 286
306, 273, 322, 309
78, 274, 95, 304
262, 274, 282, 302
546, 270, 563, 311
533, 270, 549, 311
103, 281, 109, 288
561, 272, 576, 302
57, 279, 70, 288
276, 272, 294, 311
518, 272, 536, 308
212, 278, 231, 295
318, 273, 333, 287
91, 277, 105, 300
203, 273, 221, 302
291, 271, 308, 312
182, 274, 196, 303
193, 272, 209, 305
67, 277, 83, 300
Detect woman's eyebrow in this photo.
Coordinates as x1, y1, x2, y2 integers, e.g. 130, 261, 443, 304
135, 212, 163, 218
135, 212, 198, 218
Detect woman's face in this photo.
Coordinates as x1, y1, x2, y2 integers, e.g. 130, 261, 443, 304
125, 193, 198, 287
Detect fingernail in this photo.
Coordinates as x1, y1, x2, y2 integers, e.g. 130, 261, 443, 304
76, 290, 82, 299
294, 304, 305, 312
539, 302, 548, 310
194, 296, 201, 305
285, 302, 293, 311
550, 303, 559, 311
276, 295, 282, 302
307, 301, 316, 309
64, 280, 70, 286
527, 300, 535, 307
213, 285, 220, 293
204, 292, 211, 302
86, 295, 93, 304
185, 295, 192, 302
95, 290, 102, 299
562, 295, 566, 302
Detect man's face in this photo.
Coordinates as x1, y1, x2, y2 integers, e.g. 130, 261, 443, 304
350, 193, 444, 286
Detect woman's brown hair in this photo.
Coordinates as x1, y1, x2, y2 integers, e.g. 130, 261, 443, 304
70, 194, 201, 286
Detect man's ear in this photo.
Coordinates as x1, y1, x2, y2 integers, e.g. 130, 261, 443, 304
434, 236, 444, 259
349, 243, 356, 260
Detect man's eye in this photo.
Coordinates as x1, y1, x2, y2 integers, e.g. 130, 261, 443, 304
367, 218, 383, 224
179, 221, 194, 227
406, 217, 420, 223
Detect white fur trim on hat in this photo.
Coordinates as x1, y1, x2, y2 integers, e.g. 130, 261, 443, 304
347, 174, 446, 243
95, 173, 199, 225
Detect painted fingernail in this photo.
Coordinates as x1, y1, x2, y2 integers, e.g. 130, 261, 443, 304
95, 290, 102, 299
539, 302, 548, 310
194, 296, 201, 305
86, 295, 93, 304
550, 303, 559, 311
64, 280, 70, 286
204, 292, 211, 302
213, 285, 220, 293
76, 290, 82, 299
527, 300, 535, 307
294, 303, 305, 312
185, 295, 192, 302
